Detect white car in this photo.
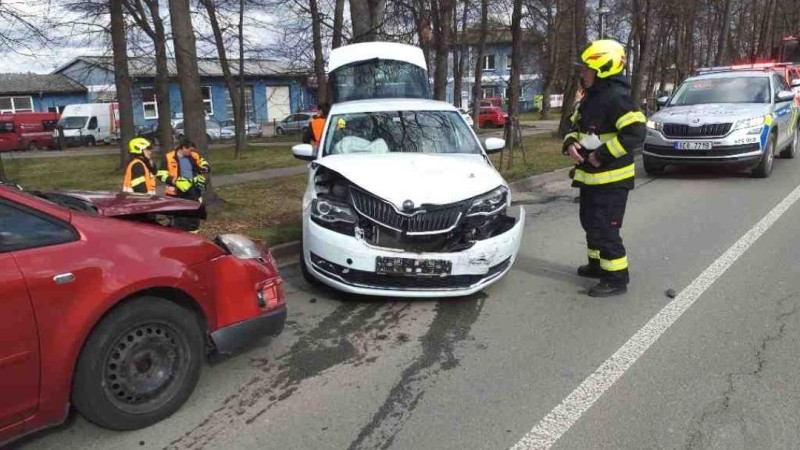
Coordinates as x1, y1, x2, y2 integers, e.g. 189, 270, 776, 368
292, 99, 525, 297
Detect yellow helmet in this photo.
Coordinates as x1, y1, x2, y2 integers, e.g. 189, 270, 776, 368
128, 137, 152, 154
580, 39, 626, 79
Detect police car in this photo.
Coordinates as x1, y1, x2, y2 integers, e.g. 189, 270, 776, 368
644, 68, 799, 178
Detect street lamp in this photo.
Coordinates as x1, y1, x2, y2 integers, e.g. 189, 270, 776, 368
598, 0, 610, 39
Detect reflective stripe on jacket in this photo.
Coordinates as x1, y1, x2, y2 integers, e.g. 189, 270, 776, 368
563, 75, 646, 190
158, 149, 205, 197
122, 157, 156, 194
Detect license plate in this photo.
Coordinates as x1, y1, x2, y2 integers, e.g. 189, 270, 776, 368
674, 141, 713, 150
376, 256, 452, 276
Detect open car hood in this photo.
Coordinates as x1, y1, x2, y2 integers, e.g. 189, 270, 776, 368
36, 190, 206, 218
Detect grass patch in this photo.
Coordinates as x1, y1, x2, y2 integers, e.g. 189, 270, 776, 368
2, 143, 300, 191
517, 109, 562, 121
489, 133, 571, 181
201, 173, 307, 246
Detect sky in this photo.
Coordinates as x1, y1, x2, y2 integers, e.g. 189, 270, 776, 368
0, 1, 282, 74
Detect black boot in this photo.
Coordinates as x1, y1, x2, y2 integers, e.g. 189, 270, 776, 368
588, 281, 627, 297
577, 260, 603, 278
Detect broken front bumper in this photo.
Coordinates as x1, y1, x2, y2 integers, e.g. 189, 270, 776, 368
303, 206, 525, 297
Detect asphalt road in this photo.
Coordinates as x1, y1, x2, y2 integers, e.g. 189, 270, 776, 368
15, 153, 800, 450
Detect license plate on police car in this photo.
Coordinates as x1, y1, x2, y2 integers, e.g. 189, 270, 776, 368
674, 141, 712, 150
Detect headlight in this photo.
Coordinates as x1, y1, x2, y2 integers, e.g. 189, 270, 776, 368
311, 198, 357, 224
733, 116, 766, 131
646, 120, 662, 131
466, 186, 509, 217
216, 234, 262, 259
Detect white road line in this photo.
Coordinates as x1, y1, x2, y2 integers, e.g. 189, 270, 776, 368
511, 182, 800, 450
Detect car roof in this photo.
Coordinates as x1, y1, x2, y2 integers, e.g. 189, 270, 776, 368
689, 70, 773, 80
329, 98, 457, 115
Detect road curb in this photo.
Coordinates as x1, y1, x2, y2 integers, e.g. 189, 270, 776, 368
269, 166, 576, 268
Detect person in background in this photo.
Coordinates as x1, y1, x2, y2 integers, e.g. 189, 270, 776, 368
157, 138, 210, 233
303, 102, 331, 148
122, 137, 157, 195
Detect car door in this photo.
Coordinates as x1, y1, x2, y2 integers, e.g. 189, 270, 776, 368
0, 201, 51, 430
773, 73, 794, 149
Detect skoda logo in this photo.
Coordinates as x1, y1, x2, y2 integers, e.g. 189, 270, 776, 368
402, 200, 415, 212
691, 118, 701, 125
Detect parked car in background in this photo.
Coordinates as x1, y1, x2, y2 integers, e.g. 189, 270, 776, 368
458, 108, 474, 127
472, 106, 507, 128
219, 119, 263, 138
174, 119, 235, 142
275, 112, 313, 135
55, 103, 119, 147
644, 69, 798, 178
0, 112, 60, 151
0, 183, 286, 446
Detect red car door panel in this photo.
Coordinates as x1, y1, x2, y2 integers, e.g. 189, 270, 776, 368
0, 253, 40, 430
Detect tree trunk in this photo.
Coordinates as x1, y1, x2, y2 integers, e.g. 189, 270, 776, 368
349, 0, 386, 42
332, 0, 345, 49
199, 0, 242, 160
310, 0, 327, 103
237, 0, 247, 159
111, 0, 136, 170
472, 0, 489, 127
715, 0, 732, 65
559, 0, 587, 135
432, 0, 454, 101
630, 0, 651, 105
169, 0, 212, 196
452, 0, 469, 108
504, 0, 523, 169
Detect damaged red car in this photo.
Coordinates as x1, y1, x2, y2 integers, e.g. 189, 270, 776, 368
0, 183, 286, 445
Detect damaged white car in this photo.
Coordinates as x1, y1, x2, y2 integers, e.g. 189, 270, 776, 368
291, 42, 524, 297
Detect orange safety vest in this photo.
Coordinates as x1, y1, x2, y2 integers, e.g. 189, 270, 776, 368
162, 149, 204, 196
122, 158, 156, 194
310, 116, 326, 146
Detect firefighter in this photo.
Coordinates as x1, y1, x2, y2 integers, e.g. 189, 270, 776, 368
157, 138, 210, 232
563, 39, 646, 297
303, 102, 330, 148
122, 137, 157, 195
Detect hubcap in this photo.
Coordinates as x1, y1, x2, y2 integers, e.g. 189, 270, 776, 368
103, 323, 187, 412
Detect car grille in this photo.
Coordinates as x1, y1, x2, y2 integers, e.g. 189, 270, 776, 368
311, 253, 512, 290
662, 123, 732, 138
350, 188, 464, 235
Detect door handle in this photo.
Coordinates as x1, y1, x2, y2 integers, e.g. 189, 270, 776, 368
53, 273, 75, 285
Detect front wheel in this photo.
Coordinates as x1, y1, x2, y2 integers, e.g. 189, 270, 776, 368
72, 296, 205, 431
780, 129, 798, 159
752, 135, 776, 178
26, 141, 39, 151
643, 156, 666, 175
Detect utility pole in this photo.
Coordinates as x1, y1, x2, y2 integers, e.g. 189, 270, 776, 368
598, 0, 609, 39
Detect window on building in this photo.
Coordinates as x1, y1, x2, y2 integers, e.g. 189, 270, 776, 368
224, 85, 255, 122
483, 55, 496, 71
481, 86, 495, 99
202, 86, 213, 115
0, 96, 34, 114
142, 87, 158, 120
506, 55, 512, 70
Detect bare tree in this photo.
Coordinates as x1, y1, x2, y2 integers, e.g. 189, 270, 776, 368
471, 0, 488, 127
431, 0, 455, 100
332, 0, 346, 48
310, 0, 328, 103
110, 0, 136, 169
350, 0, 387, 42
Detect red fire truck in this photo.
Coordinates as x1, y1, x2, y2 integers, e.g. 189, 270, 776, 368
0, 112, 60, 152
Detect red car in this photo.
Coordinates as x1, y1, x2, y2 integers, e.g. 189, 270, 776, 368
0, 184, 286, 445
476, 106, 507, 128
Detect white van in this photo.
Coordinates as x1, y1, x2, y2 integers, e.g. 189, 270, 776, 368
56, 103, 119, 146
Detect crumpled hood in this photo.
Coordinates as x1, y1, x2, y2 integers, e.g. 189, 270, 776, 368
316, 153, 505, 206
652, 103, 772, 125
37, 190, 204, 217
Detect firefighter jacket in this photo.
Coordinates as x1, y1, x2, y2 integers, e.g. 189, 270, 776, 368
122, 155, 157, 195
157, 148, 209, 198
562, 75, 646, 190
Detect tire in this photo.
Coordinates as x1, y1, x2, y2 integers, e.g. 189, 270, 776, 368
84, 136, 96, 147
276, 127, 284, 136
779, 129, 798, 159
752, 134, 776, 178
643, 156, 666, 175
301, 126, 309, 136
72, 296, 205, 431
26, 141, 39, 151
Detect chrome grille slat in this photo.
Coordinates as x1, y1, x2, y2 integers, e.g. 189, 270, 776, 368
350, 188, 462, 234
663, 123, 732, 138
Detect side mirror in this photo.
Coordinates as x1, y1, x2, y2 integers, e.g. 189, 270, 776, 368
776, 90, 796, 103
656, 96, 669, 107
484, 137, 505, 154
292, 143, 315, 161
792, 79, 800, 88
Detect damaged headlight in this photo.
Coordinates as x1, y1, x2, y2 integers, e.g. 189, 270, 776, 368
466, 186, 509, 217
216, 234, 262, 259
311, 198, 357, 224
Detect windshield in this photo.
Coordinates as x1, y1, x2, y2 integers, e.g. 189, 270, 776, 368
59, 116, 88, 129
323, 110, 480, 156
670, 77, 771, 105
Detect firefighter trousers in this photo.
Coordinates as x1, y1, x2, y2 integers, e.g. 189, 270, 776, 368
579, 187, 629, 286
